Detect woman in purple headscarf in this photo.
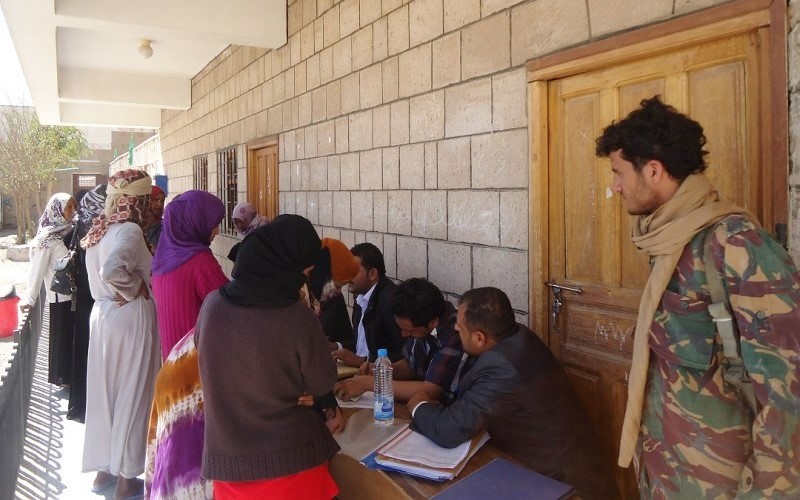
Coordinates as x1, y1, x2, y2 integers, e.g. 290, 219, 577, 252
151, 190, 228, 360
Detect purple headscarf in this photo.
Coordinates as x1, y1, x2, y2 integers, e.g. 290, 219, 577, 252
151, 190, 225, 276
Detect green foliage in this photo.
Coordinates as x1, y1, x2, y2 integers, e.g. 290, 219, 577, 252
0, 106, 90, 241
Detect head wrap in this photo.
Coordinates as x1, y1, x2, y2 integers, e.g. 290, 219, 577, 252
322, 238, 360, 283
77, 184, 107, 234
30, 193, 74, 249
220, 214, 321, 307
232, 201, 268, 236
150, 185, 165, 222
152, 190, 225, 276
81, 169, 152, 249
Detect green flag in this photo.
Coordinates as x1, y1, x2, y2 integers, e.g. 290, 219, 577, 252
128, 135, 135, 166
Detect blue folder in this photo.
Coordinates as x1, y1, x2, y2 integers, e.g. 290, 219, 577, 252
431, 457, 576, 500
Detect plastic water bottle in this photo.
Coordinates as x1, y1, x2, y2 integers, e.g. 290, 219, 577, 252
373, 348, 394, 425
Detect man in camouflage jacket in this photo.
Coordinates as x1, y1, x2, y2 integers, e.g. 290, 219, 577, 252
596, 97, 800, 499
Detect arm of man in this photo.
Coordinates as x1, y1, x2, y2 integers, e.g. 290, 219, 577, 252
716, 225, 800, 498
410, 360, 516, 449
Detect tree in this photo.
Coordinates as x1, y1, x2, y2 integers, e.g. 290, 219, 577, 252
0, 106, 89, 243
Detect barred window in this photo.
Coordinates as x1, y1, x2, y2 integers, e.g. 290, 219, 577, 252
216, 147, 237, 233
76, 175, 98, 187
193, 155, 208, 191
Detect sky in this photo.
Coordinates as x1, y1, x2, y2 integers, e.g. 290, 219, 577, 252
0, 6, 32, 106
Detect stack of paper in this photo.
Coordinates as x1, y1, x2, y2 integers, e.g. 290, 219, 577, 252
372, 427, 490, 481
336, 391, 374, 409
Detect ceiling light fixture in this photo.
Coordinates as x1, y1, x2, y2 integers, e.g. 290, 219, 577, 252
138, 39, 153, 59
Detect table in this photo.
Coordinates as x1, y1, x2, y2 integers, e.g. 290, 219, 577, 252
330, 406, 512, 500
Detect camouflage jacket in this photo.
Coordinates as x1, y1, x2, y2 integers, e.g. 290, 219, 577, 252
638, 214, 800, 500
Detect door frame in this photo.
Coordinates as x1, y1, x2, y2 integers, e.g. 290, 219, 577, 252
525, 0, 787, 343
246, 136, 280, 219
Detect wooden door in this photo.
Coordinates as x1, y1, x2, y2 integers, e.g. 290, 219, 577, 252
248, 144, 279, 220
546, 32, 770, 498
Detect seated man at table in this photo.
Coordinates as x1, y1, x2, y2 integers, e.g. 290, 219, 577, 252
332, 243, 404, 367
408, 287, 618, 499
334, 278, 472, 402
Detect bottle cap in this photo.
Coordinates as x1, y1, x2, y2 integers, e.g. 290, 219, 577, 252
377, 348, 388, 357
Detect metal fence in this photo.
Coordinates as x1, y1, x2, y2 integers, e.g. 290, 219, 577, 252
0, 293, 43, 500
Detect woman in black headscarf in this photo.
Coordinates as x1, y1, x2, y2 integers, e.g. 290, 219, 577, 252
196, 215, 343, 500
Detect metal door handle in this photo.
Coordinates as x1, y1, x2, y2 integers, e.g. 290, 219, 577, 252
545, 282, 582, 330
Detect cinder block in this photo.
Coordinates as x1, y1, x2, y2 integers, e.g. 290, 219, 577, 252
301, 24, 315, 61
349, 110, 373, 151
399, 44, 432, 98
340, 152, 360, 190
412, 190, 447, 239
388, 6, 410, 56
327, 155, 341, 190
332, 38, 352, 79
588, 0, 672, 37
361, 0, 382, 25
445, 78, 491, 137
473, 246, 528, 311
333, 191, 351, 227
374, 191, 388, 232
500, 190, 528, 250
305, 124, 318, 158
388, 190, 412, 235
351, 191, 374, 230
471, 129, 528, 188
432, 32, 460, 89
306, 191, 319, 224
320, 47, 334, 84
428, 240, 471, 295
373, 17, 389, 62
291, 160, 303, 190
410, 0, 444, 47
409, 90, 444, 142
424, 142, 437, 188
462, 11, 510, 80
492, 68, 527, 130
299, 92, 313, 127
341, 73, 360, 114
383, 57, 400, 102
390, 100, 410, 145
310, 156, 328, 190
397, 236, 428, 280
437, 137, 471, 189
373, 104, 391, 148
335, 116, 349, 153
511, 0, 589, 65
383, 233, 398, 278
317, 119, 336, 156
295, 191, 307, 217
360, 64, 383, 109
327, 80, 342, 117
324, 5, 341, 48
399, 143, 425, 189
312, 87, 327, 123
383, 147, 400, 189
352, 26, 374, 71
340, 0, 360, 37
447, 190, 499, 245
319, 190, 334, 225
481, 0, 526, 17
360, 149, 383, 189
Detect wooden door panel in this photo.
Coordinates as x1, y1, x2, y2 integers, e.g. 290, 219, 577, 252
548, 30, 765, 499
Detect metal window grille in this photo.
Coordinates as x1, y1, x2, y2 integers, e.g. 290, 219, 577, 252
216, 147, 237, 233
193, 155, 208, 191
77, 175, 97, 187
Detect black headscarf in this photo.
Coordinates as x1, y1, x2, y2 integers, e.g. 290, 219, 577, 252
220, 214, 321, 307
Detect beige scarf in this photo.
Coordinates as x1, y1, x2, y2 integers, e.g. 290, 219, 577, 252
618, 173, 749, 467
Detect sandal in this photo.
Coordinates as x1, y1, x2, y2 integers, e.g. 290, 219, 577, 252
91, 475, 117, 493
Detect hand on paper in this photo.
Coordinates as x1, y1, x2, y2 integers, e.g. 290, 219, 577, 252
335, 375, 371, 401
358, 361, 373, 376
332, 348, 365, 367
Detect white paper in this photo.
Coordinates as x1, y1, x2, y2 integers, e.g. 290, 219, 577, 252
336, 391, 375, 409
381, 428, 470, 469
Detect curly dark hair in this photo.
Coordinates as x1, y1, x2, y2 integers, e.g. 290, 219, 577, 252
391, 278, 446, 327
595, 96, 708, 181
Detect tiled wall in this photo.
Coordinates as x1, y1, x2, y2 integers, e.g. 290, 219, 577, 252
160, 0, 786, 322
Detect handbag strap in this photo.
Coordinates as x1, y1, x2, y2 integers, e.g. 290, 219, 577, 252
67, 225, 80, 251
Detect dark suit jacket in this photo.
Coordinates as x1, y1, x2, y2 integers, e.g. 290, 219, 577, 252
351, 276, 404, 362
320, 293, 354, 350
411, 324, 617, 499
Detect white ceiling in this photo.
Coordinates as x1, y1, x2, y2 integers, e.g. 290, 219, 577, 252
1, 0, 286, 128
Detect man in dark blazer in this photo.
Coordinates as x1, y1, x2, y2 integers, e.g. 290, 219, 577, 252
332, 243, 403, 367
408, 287, 618, 499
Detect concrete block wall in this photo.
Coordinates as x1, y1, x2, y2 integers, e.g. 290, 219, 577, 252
160, 0, 778, 321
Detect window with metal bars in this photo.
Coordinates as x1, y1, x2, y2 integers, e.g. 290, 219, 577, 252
216, 147, 237, 233
193, 155, 208, 192
76, 175, 99, 187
